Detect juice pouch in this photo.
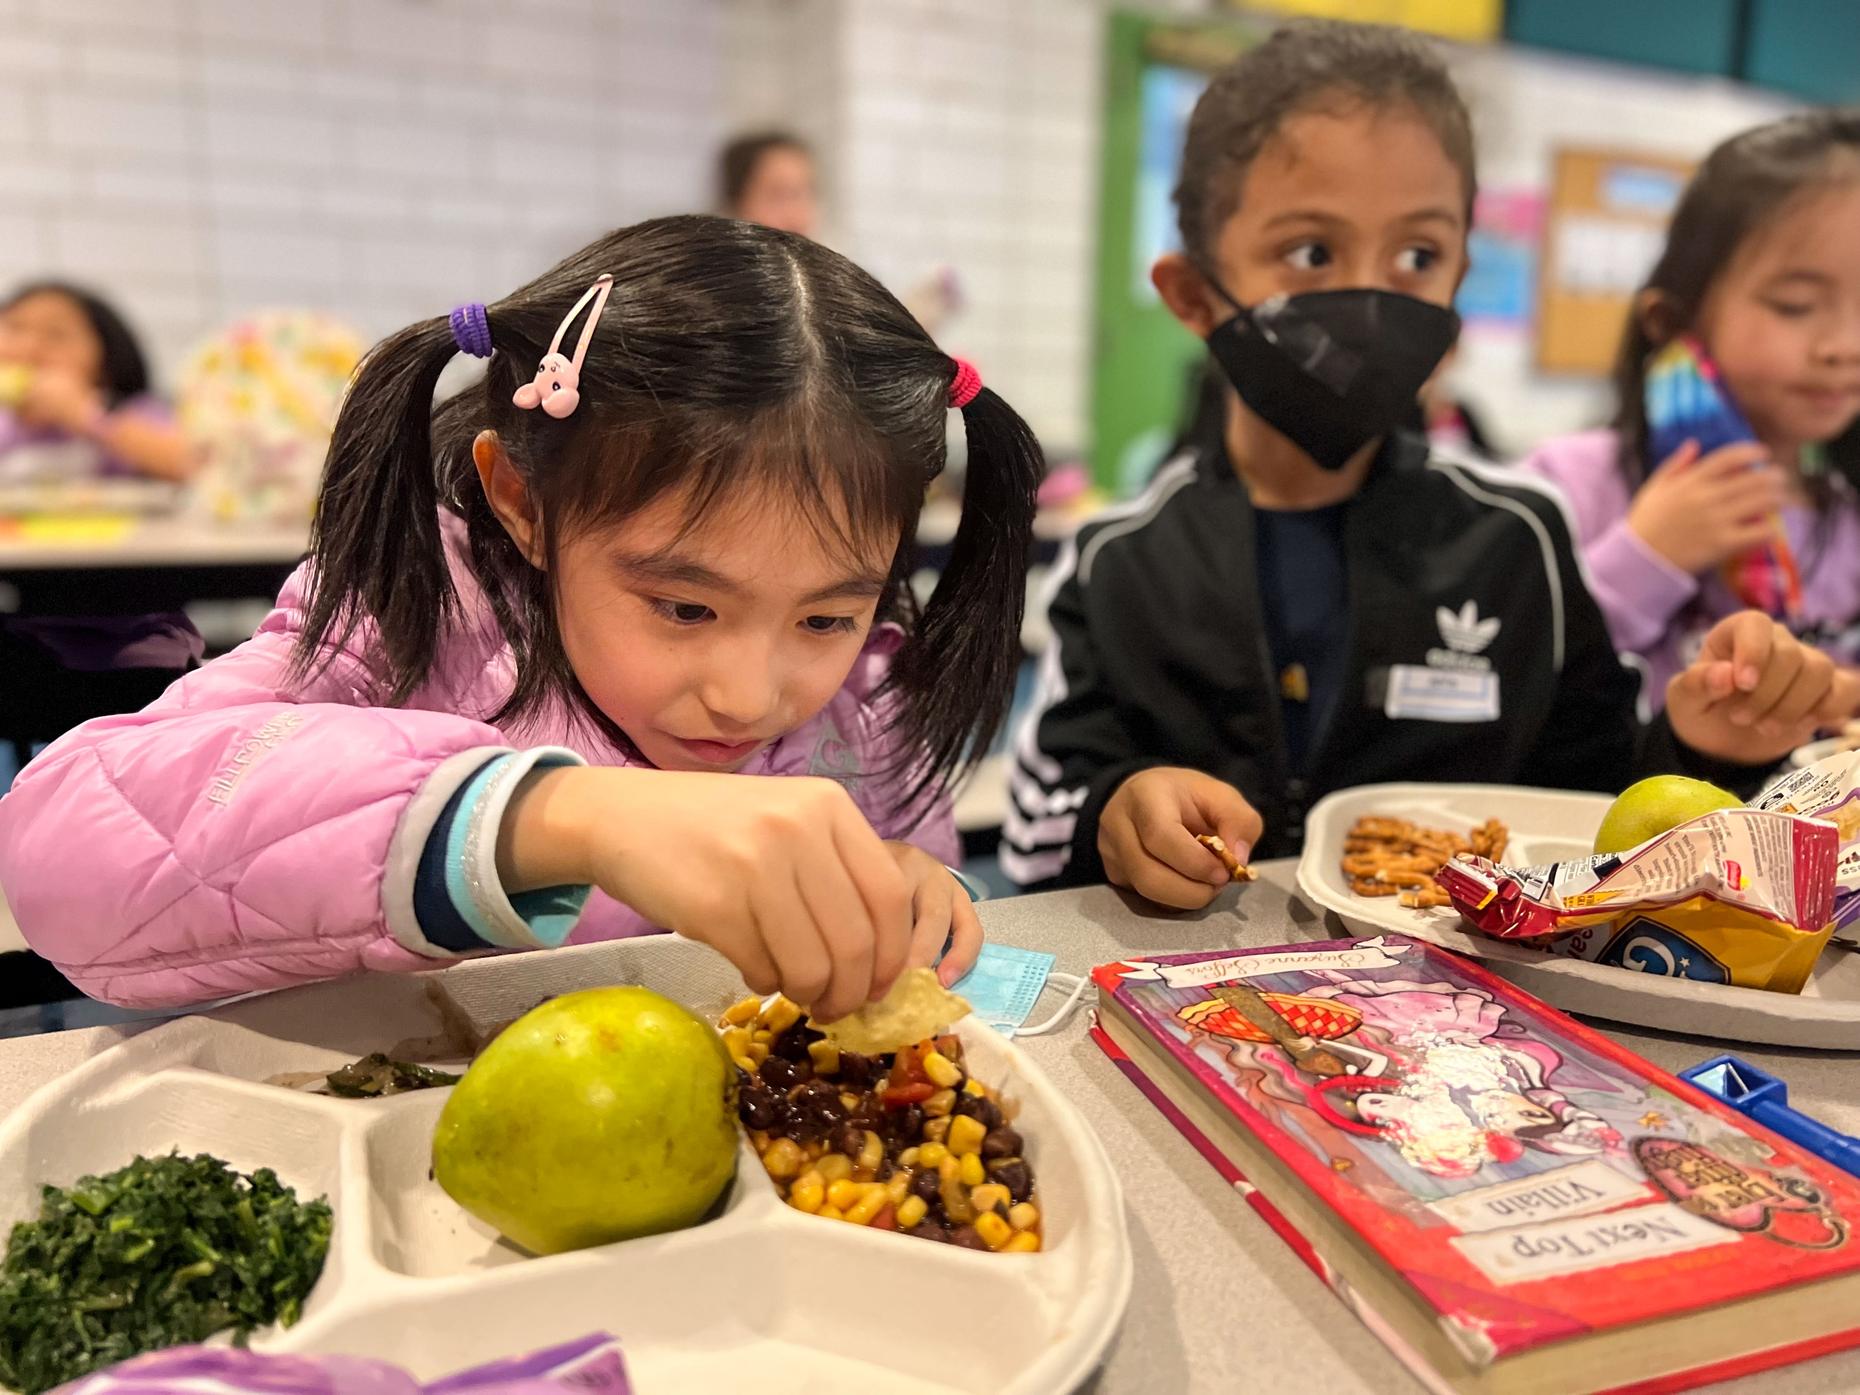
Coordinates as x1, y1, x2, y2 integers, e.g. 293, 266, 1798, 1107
1645, 335, 1802, 619
1435, 804, 1840, 996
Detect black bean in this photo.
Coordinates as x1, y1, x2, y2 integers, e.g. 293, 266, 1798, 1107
987, 1157, 1033, 1202
909, 1168, 942, 1203
738, 1082, 783, 1131
909, 1221, 951, 1244
948, 1225, 990, 1251
758, 1055, 803, 1091
786, 1079, 844, 1140
955, 1094, 1003, 1130
832, 1122, 866, 1157
881, 1104, 924, 1144
837, 1052, 876, 1088
772, 1020, 823, 1061
980, 1125, 1022, 1160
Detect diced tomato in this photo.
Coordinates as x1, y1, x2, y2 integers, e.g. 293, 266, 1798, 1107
870, 1204, 898, 1231
881, 1047, 935, 1108
880, 1081, 935, 1108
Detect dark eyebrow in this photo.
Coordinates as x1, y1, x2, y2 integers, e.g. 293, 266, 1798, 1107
612, 552, 745, 597
613, 551, 888, 606
799, 574, 889, 605
1765, 269, 1835, 290
1259, 206, 1462, 233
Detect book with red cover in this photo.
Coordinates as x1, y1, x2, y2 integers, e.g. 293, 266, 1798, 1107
1091, 936, 1860, 1395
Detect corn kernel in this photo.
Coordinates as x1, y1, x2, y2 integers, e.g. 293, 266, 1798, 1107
723, 996, 761, 1027
803, 1139, 826, 1161
937, 1155, 960, 1184
923, 1088, 957, 1118
1008, 1202, 1039, 1232
963, 1078, 987, 1097
764, 996, 802, 1033
816, 1154, 854, 1184
922, 1117, 951, 1143
845, 1187, 888, 1225
898, 1147, 921, 1168
815, 1203, 844, 1222
886, 1172, 912, 1206
827, 1178, 862, 1211
970, 1183, 1011, 1214
839, 1092, 861, 1112
808, 1040, 841, 1075
748, 1129, 769, 1152
761, 1137, 804, 1180
896, 1195, 928, 1230
940, 1176, 976, 1223
916, 1141, 948, 1168
751, 1027, 773, 1045
975, 1212, 1012, 1250
746, 1042, 770, 1066
948, 1114, 987, 1157
1004, 1230, 1041, 1253
922, 1050, 962, 1088
789, 1173, 825, 1213
858, 1131, 884, 1171
722, 1025, 752, 1057
958, 1152, 986, 1188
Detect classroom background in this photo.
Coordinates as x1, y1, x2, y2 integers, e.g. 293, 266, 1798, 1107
2, 0, 1856, 1000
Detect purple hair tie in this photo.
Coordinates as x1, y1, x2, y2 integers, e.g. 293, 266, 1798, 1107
449, 302, 493, 359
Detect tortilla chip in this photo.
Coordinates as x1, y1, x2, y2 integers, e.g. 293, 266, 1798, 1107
816, 967, 971, 1055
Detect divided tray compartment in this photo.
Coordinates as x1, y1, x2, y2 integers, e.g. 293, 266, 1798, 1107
0, 938, 1132, 1395
1296, 781, 1860, 1049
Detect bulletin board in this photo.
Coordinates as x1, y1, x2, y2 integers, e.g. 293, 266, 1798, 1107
1535, 147, 1694, 376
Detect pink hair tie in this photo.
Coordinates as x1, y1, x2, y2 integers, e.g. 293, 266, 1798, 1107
947, 357, 983, 409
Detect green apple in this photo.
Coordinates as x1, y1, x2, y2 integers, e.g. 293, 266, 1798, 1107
433, 987, 738, 1255
1593, 776, 1742, 855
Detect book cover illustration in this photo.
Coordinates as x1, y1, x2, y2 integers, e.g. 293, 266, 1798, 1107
1095, 937, 1860, 1363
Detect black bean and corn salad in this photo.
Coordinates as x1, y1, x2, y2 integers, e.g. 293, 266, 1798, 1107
721, 995, 1041, 1252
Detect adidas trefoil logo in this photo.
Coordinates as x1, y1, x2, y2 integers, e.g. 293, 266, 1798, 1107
1437, 600, 1500, 655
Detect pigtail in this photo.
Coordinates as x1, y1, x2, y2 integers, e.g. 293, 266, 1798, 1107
292, 316, 463, 701
888, 381, 1043, 797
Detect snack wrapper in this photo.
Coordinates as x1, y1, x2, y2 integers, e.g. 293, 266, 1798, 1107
1434, 752, 1860, 993
51, 1334, 630, 1395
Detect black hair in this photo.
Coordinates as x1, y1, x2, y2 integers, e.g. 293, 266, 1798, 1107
1173, 19, 1477, 264
718, 131, 812, 213
294, 214, 1042, 803
2, 280, 152, 406
1611, 109, 1860, 503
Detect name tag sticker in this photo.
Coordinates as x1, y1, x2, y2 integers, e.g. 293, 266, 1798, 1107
1384, 664, 1500, 723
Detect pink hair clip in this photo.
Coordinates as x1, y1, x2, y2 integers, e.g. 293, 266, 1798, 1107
513, 273, 614, 420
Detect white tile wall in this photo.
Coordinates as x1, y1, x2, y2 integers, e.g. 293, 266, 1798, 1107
0, 0, 725, 386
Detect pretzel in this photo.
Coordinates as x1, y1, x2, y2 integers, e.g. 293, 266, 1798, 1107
1340, 813, 1507, 911
1196, 834, 1258, 882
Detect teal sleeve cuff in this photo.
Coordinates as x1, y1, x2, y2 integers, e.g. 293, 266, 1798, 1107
443, 747, 592, 950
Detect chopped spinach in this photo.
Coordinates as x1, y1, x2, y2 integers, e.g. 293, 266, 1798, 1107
323, 1053, 461, 1098
0, 1152, 331, 1395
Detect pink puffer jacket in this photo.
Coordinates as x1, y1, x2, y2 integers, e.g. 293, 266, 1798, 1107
0, 528, 957, 1009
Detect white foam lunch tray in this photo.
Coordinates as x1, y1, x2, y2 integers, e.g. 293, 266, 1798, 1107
0, 938, 1132, 1394
1296, 782, 1860, 1050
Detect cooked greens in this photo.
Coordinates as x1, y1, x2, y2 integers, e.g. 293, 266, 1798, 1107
323, 1052, 461, 1098
0, 1152, 332, 1394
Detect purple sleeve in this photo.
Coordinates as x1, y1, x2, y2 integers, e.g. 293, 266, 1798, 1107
1515, 430, 1699, 654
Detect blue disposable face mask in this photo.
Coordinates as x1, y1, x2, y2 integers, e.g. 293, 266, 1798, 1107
938, 871, 1090, 1037
950, 942, 1090, 1038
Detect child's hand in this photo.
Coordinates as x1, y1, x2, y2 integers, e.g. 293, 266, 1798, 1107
884, 842, 983, 987
1667, 612, 1860, 765
502, 768, 914, 1022
1099, 767, 1263, 909
16, 367, 103, 434
1628, 440, 1782, 574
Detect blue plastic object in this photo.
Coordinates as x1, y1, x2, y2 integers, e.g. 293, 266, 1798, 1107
1681, 1054, 1860, 1178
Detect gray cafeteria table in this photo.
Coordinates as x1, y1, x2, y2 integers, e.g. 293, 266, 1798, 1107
1, 865, 1856, 1394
